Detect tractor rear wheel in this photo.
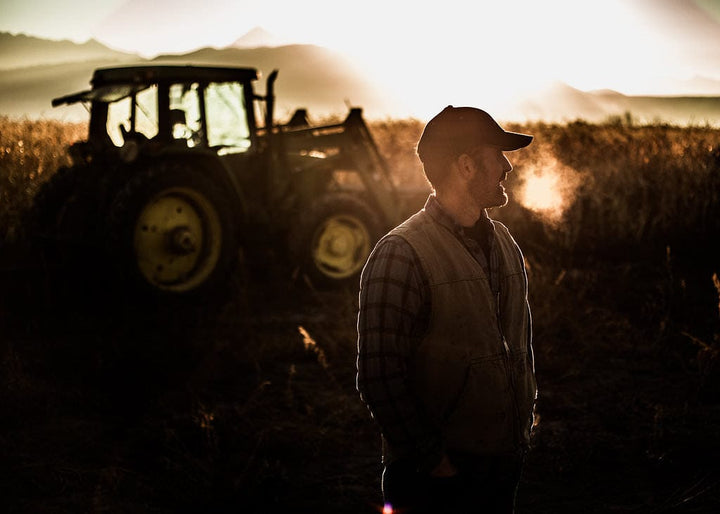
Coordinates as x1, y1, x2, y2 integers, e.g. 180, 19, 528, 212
291, 193, 383, 288
106, 162, 239, 298
27, 165, 99, 267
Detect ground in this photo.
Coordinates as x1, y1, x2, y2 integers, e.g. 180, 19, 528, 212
1, 247, 719, 513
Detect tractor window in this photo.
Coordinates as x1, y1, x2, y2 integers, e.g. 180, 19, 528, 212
135, 86, 159, 139
106, 85, 159, 146
205, 81, 251, 154
107, 97, 131, 146
169, 83, 202, 147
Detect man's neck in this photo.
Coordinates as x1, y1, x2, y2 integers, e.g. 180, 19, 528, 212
434, 191, 483, 228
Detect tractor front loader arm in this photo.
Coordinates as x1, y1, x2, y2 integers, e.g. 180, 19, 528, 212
276, 108, 405, 229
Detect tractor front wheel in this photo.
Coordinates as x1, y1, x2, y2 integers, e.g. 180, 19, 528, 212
291, 193, 383, 288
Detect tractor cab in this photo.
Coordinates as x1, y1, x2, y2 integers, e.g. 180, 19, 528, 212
52, 66, 263, 159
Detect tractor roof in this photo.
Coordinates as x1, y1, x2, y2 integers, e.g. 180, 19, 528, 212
91, 65, 258, 87
52, 65, 259, 107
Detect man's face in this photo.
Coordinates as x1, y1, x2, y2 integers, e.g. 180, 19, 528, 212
467, 144, 514, 209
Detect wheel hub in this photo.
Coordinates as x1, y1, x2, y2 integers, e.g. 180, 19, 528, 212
168, 226, 197, 255
133, 186, 222, 291
313, 215, 371, 279
327, 231, 351, 256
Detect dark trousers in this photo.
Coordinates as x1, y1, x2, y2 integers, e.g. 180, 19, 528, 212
382, 453, 524, 514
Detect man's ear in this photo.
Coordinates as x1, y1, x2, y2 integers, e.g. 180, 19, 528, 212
456, 153, 476, 181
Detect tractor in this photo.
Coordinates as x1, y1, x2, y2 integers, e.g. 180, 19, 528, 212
32, 65, 426, 298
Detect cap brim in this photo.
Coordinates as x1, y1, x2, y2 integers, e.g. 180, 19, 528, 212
498, 131, 533, 151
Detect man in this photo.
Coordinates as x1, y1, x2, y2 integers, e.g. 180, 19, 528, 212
357, 106, 537, 514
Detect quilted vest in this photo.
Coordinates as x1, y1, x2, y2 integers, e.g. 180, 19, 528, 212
389, 209, 537, 457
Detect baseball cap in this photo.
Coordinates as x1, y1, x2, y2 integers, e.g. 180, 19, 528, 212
417, 106, 533, 161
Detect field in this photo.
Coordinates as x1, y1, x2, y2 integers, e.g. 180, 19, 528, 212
1, 117, 720, 513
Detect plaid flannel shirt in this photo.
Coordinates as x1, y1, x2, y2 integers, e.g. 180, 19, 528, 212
356, 195, 501, 470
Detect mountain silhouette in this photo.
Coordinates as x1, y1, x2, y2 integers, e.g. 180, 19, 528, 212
1, 31, 720, 125
0, 32, 137, 70
150, 45, 397, 118
0, 32, 396, 121
231, 27, 287, 48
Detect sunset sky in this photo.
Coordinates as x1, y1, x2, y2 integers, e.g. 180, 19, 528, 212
3, 0, 720, 117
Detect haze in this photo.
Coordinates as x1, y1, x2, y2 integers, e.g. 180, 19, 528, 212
3, 0, 720, 119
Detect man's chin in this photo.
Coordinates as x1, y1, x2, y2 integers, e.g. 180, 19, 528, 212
492, 191, 509, 208
481, 188, 509, 210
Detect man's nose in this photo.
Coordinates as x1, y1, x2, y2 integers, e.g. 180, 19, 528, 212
503, 155, 513, 173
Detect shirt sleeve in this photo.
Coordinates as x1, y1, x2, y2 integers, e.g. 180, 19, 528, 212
356, 235, 444, 471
